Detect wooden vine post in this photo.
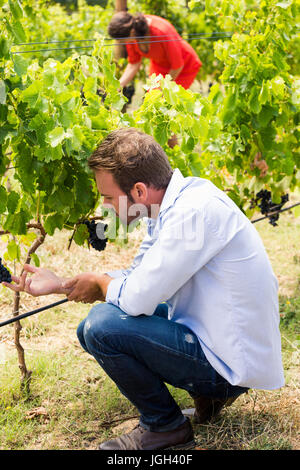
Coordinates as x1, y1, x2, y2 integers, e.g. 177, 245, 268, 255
114, 0, 127, 59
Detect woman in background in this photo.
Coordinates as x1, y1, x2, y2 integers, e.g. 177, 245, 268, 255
108, 11, 202, 91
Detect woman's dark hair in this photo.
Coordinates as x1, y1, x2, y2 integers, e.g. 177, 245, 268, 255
108, 12, 148, 39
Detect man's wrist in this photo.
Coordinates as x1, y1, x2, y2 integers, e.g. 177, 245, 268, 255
97, 273, 112, 299
56, 277, 72, 295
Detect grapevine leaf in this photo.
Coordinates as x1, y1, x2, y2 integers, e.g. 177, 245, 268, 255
20, 232, 37, 246
7, 240, 21, 261
249, 88, 261, 114
44, 214, 65, 236
73, 223, 88, 246
257, 105, 276, 127
258, 81, 269, 105
8, 0, 23, 19
221, 91, 237, 125
0, 80, 6, 105
13, 54, 29, 77
7, 190, 19, 213
4, 210, 28, 235
192, 115, 208, 139
22, 81, 41, 107
30, 253, 40, 267
154, 124, 168, 147
292, 205, 300, 218
270, 77, 285, 99
0, 38, 10, 59
276, 1, 292, 9
46, 127, 65, 147
10, 21, 26, 43
0, 185, 7, 213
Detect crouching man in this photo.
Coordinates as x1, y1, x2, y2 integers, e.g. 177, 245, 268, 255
7, 128, 284, 450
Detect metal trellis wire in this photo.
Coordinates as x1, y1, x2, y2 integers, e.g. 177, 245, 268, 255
10, 32, 234, 55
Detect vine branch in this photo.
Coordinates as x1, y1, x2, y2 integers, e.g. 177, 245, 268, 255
10, 222, 47, 394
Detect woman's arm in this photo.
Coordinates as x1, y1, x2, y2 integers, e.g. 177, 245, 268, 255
168, 65, 184, 80
119, 61, 142, 88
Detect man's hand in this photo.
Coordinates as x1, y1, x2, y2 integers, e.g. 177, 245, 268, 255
168, 66, 184, 80
62, 273, 112, 304
2, 264, 71, 297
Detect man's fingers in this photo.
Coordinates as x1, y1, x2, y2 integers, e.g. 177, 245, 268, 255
62, 278, 77, 289
23, 264, 39, 274
11, 275, 20, 283
25, 278, 32, 294
19, 270, 28, 289
2, 281, 22, 292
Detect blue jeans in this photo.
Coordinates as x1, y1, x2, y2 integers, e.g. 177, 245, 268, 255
77, 303, 248, 432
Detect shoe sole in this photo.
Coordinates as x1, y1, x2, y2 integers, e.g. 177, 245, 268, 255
166, 439, 196, 450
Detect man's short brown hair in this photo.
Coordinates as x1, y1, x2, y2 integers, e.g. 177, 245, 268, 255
88, 128, 173, 196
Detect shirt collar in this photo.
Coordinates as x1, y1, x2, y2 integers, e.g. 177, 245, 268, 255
159, 168, 186, 214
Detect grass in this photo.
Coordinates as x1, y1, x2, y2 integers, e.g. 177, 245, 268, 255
0, 209, 299, 450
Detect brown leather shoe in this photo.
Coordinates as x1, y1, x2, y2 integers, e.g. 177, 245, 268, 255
193, 395, 238, 424
99, 418, 195, 450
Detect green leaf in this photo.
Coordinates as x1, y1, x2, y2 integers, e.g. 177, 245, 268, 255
181, 136, 196, 152
8, 0, 23, 19
154, 124, 168, 146
276, 1, 292, 9
10, 21, 26, 43
4, 210, 28, 234
258, 81, 269, 105
20, 232, 37, 246
13, 54, 28, 76
192, 115, 208, 140
0, 38, 10, 59
249, 88, 261, 114
7, 239, 21, 261
7, 190, 19, 213
257, 105, 276, 127
240, 124, 251, 142
0, 185, 7, 213
22, 81, 41, 107
270, 77, 285, 99
44, 214, 65, 236
292, 205, 300, 218
221, 91, 237, 125
30, 252, 40, 267
205, 0, 214, 14
47, 127, 65, 147
0, 80, 6, 105
73, 223, 88, 246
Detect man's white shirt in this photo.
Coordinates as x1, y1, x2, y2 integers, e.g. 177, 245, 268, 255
106, 169, 285, 390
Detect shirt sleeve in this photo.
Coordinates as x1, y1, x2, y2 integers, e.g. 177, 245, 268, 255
106, 222, 155, 279
106, 201, 237, 316
126, 44, 142, 64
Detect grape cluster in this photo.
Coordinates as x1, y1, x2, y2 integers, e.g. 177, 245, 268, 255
123, 84, 135, 105
0, 258, 12, 283
83, 220, 108, 252
256, 190, 289, 226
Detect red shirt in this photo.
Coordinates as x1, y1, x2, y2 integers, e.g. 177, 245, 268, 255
126, 15, 201, 77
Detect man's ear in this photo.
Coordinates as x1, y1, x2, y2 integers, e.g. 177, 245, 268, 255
130, 182, 148, 202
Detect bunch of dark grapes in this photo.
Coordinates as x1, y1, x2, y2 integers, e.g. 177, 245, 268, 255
0, 258, 12, 283
123, 84, 135, 105
255, 190, 289, 226
83, 220, 108, 252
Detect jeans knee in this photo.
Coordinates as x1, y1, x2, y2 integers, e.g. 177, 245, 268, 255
81, 303, 125, 351
77, 318, 89, 352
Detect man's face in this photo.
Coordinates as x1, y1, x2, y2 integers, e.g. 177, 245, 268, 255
95, 170, 138, 226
